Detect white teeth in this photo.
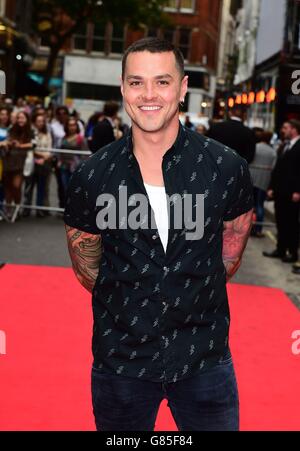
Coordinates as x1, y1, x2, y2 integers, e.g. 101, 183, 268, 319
140, 106, 161, 111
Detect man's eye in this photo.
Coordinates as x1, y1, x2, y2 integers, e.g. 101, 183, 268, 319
158, 80, 169, 85
129, 81, 142, 86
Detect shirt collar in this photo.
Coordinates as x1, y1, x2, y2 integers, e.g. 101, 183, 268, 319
126, 121, 187, 167
289, 135, 300, 148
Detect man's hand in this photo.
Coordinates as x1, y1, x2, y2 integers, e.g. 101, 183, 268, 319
222, 209, 253, 281
292, 192, 300, 203
65, 225, 102, 293
267, 189, 274, 200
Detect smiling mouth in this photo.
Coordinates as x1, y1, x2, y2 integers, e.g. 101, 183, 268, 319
139, 106, 162, 111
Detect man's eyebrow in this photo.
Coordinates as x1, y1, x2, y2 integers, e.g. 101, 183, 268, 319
126, 74, 173, 80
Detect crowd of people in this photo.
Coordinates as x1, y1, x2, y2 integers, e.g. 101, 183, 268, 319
0, 98, 299, 274
0, 97, 126, 220
183, 106, 300, 274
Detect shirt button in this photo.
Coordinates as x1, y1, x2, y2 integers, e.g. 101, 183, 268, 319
152, 234, 158, 240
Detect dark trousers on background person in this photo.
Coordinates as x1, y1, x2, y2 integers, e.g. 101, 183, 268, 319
91, 351, 239, 431
23, 164, 49, 216
274, 195, 300, 259
253, 187, 267, 234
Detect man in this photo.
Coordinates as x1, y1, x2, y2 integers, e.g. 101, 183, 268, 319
207, 106, 256, 163
90, 101, 119, 153
263, 120, 300, 263
64, 38, 253, 431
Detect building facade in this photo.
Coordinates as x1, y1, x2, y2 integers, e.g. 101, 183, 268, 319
56, 0, 223, 121
0, 0, 37, 97
218, 0, 300, 132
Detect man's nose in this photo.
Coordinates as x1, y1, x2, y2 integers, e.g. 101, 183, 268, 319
142, 82, 156, 100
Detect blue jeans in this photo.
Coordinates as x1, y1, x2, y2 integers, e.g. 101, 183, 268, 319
91, 351, 239, 431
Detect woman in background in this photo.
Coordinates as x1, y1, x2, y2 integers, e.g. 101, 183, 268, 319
23, 114, 53, 217
2, 111, 34, 218
0, 107, 11, 212
59, 117, 87, 207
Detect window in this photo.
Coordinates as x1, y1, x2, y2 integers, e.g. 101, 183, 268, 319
111, 23, 125, 54
0, 0, 6, 17
73, 24, 87, 51
178, 28, 191, 60
165, 0, 195, 13
92, 22, 105, 53
162, 27, 175, 44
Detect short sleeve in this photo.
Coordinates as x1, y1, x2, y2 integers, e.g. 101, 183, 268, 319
63, 163, 100, 234
223, 158, 254, 221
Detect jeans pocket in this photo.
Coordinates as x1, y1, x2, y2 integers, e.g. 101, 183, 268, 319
218, 348, 233, 366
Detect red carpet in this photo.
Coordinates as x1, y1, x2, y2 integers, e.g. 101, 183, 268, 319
0, 264, 300, 431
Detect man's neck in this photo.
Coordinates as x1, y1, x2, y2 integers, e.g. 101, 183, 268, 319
132, 118, 180, 160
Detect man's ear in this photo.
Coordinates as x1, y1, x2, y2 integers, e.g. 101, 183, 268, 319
181, 75, 188, 99
120, 75, 124, 97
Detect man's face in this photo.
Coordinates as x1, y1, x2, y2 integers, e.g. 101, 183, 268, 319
121, 51, 188, 133
282, 122, 294, 140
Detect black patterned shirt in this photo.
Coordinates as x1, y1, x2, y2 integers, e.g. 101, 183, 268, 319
64, 123, 253, 383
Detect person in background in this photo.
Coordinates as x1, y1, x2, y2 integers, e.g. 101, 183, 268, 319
50, 106, 69, 148
58, 117, 87, 208
263, 120, 300, 262
249, 130, 276, 237
2, 111, 34, 218
71, 109, 85, 137
0, 107, 11, 213
50, 106, 69, 210
196, 124, 207, 135
90, 101, 119, 153
207, 106, 256, 163
85, 112, 103, 150
23, 114, 53, 217
184, 115, 194, 130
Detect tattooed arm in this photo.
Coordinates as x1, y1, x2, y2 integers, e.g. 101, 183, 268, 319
222, 209, 253, 281
65, 225, 102, 293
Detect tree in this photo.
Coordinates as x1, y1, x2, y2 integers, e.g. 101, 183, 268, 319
33, 0, 170, 89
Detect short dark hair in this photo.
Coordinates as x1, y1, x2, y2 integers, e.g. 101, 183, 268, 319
259, 130, 273, 144
122, 37, 185, 80
287, 119, 300, 134
103, 101, 119, 118
56, 105, 69, 116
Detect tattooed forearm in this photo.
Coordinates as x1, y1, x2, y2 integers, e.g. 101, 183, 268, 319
65, 225, 102, 293
222, 209, 253, 281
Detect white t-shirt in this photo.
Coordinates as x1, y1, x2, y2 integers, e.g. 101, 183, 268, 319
144, 183, 169, 252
